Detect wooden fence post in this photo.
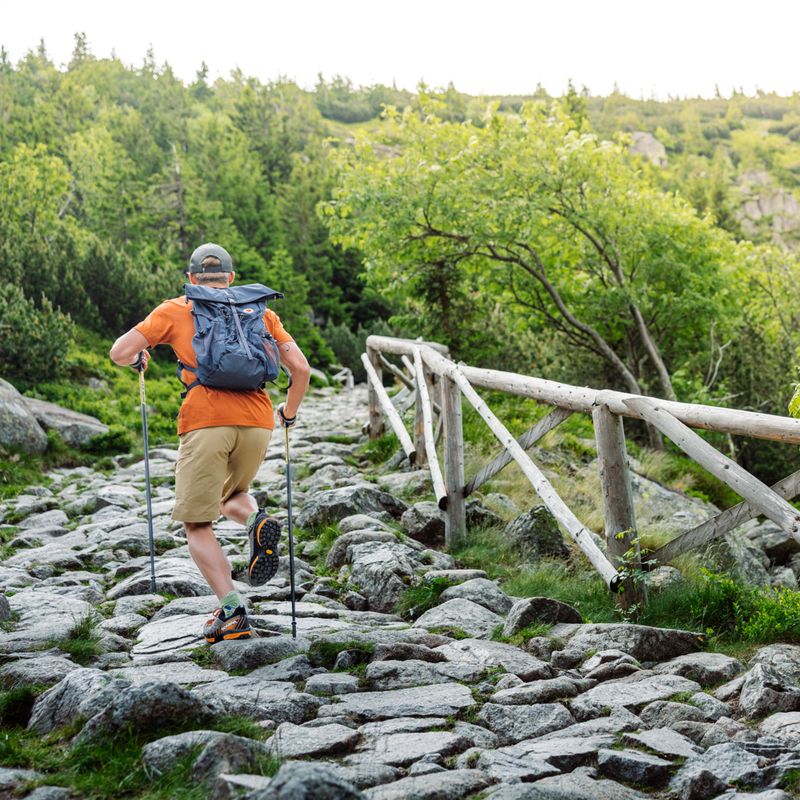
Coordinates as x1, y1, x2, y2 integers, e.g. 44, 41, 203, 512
592, 399, 646, 609
414, 366, 427, 469
441, 374, 466, 548
366, 346, 384, 440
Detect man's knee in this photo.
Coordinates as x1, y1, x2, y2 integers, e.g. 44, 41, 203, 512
185, 521, 213, 535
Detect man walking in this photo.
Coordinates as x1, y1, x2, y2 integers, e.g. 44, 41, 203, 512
110, 243, 310, 643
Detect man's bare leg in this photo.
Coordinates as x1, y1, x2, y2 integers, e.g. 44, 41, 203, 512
220, 491, 258, 526
185, 521, 234, 600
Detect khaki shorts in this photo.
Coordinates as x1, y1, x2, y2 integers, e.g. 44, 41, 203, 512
172, 426, 272, 523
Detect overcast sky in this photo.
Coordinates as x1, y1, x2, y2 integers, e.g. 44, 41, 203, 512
3, 0, 799, 99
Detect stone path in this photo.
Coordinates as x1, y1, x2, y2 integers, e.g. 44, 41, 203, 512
2, 385, 800, 799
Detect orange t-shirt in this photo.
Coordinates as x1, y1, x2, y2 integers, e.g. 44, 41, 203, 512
135, 295, 293, 435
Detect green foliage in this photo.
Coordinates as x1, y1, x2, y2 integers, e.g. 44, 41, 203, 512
0, 686, 39, 726
356, 432, 400, 465
394, 577, 455, 620
0, 284, 74, 386
45, 613, 102, 666
307, 640, 374, 669
491, 623, 553, 647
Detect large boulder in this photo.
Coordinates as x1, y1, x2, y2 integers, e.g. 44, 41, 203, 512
0, 379, 48, 454
504, 506, 569, 559
22, 396, 108, 448
413, 598, 504, 639
562, 623, 704, 662
438, 578, 514, 615
348, 541, 421, 614
400, 502, 445, 546
297, 485, 407, 529
502, 597, 582, 636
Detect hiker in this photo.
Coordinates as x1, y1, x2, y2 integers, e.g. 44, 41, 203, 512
109, 243, 310, 643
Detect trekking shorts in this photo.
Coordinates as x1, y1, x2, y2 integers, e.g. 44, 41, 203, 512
172, 425, 272, 522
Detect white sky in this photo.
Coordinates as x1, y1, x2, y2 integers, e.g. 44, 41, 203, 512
3, 0, 800, 99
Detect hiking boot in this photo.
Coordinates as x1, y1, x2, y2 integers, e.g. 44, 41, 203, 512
248, 509, 281, 586
203, 606, 254, 644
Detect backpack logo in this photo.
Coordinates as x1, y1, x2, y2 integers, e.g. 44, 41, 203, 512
177, 284, 284, 396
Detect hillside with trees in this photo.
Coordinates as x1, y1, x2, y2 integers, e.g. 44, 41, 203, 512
1, 36, 800, 483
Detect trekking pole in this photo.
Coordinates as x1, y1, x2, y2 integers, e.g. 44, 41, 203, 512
283, 422, 297, 639
136, 352, 157, 593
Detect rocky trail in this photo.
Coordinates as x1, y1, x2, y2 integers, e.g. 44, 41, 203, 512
2, 385, 800, 799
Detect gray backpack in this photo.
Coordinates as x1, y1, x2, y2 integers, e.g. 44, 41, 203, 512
177, 283, 283, 396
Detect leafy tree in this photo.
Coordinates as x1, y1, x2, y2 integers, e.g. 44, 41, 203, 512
324, 104, 736, 403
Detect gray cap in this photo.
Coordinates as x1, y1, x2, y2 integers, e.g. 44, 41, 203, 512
188, 243, 234, 273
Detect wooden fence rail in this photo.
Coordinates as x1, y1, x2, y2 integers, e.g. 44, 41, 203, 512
362, 335, 800, 608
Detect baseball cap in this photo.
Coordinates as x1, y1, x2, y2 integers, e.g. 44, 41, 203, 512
187, 243, 234, 273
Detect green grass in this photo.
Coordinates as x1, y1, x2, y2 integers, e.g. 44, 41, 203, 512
45, 613, 103, 666
356, 432, 400, 465
491, 623, 553, 647
394, 577, 455, 621
0, 686, 42, 726
307, 640, 375, 669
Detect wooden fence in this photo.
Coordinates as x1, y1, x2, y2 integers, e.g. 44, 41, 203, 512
362, 335, 800, 607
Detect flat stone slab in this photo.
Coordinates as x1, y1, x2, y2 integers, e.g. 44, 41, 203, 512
436, 638, 552, 681
564, 623, 704, 661
475, 750, 560, 783
363, 769, 490, 800
358, 730, 469, 767
0, 591, 93, 653
570, 671, 702, 718
499, 735, 617, 772
759, 711, 800, 747
653, 651, 744, 687
192, 677, 321, 723
109, 662, 228, 686
622, 727, 703, 759
0, 656, 78, 687
364, 659, 486, 690
485, 767, 650, 799
131, 614, 206, 657
413, 598, 503, 639
478, 703, 575, 746
269, 722, 361, 759
317, 683, 475, 721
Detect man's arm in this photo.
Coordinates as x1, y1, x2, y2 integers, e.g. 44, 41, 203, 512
278, 341, 310, 419
110, 329, 151, 368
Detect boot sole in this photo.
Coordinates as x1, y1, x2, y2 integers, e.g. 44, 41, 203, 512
204, 628, 254, 644
248, 516, 281, 586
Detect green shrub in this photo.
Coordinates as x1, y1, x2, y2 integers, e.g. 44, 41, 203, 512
0, 285, 74, 387
395, 577, 455, 620
308, 640, 374, 669
0, 686, 39, 726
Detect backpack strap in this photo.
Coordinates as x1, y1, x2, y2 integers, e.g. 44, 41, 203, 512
176, 361, 201, 399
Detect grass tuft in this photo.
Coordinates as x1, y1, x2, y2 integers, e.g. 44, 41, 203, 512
307, 640, 375, 670
394, 577, 455, 620
45, 613, 103, 666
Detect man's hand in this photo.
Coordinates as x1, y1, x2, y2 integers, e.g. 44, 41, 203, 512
277, 403, 296, 428
132, 351, 150, 371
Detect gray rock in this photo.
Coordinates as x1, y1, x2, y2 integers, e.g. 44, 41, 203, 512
372, 642, 447, 663
305, 673, 361, 695
76, 681, 217, 743
21, 787, 73, 800
364, 659, 486, 690
630, 130, 668, 166
358, 717, 448, 737
400, 502, 445, 546
413, 598, 504, 638
739, 663, 800, 719
580, 650, 641, 681
108, 558, 211, 599
758, 711, 800, 747
0, 378, 48, 454
348, 541, 421, 613
504, 506, 569, 558
623, 728, 703, 759
640, 701, 706, 728
109, 661, 228, 686
357, 730, 470, 767
571, 671, 702, 719
338, 515, 394, 534
707, 530, 771, 587
670, 743, 765, 800
210, 773, 272, 799
438, 578, 513, 615
28, 668, 131, 734
492, 676, 585, 705
437, 638, 552, 680
22, 396, 108, 447
503, 597, 582, 637
297, 485, 407, 529
130, 613, 206, 658
690, 693, 733, 722
0, 594, 10, 621
655, 652, 744, 687
597, 748, 673, 786
316, 683, 474, 722
473, 749, 559, 783
499, 735, 617, 772
564, 623, 704, 661
750, 643, 800, 683
250, 762, 366, 799
326, 530, 403, 570
362, 769, 489, 799
465, 498, 503, 530
270, 722, 360, 758
484, 767, 650, 799
0, 655, 78, 687
16, 509, 69, 530
211, 636, 311, 672
478, 702, 574, 745
452, 720, 499, 749
98, 613, 148, 637
321, 762, 402, 791
192, 677, 321, 723
142, 730, 266, 776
